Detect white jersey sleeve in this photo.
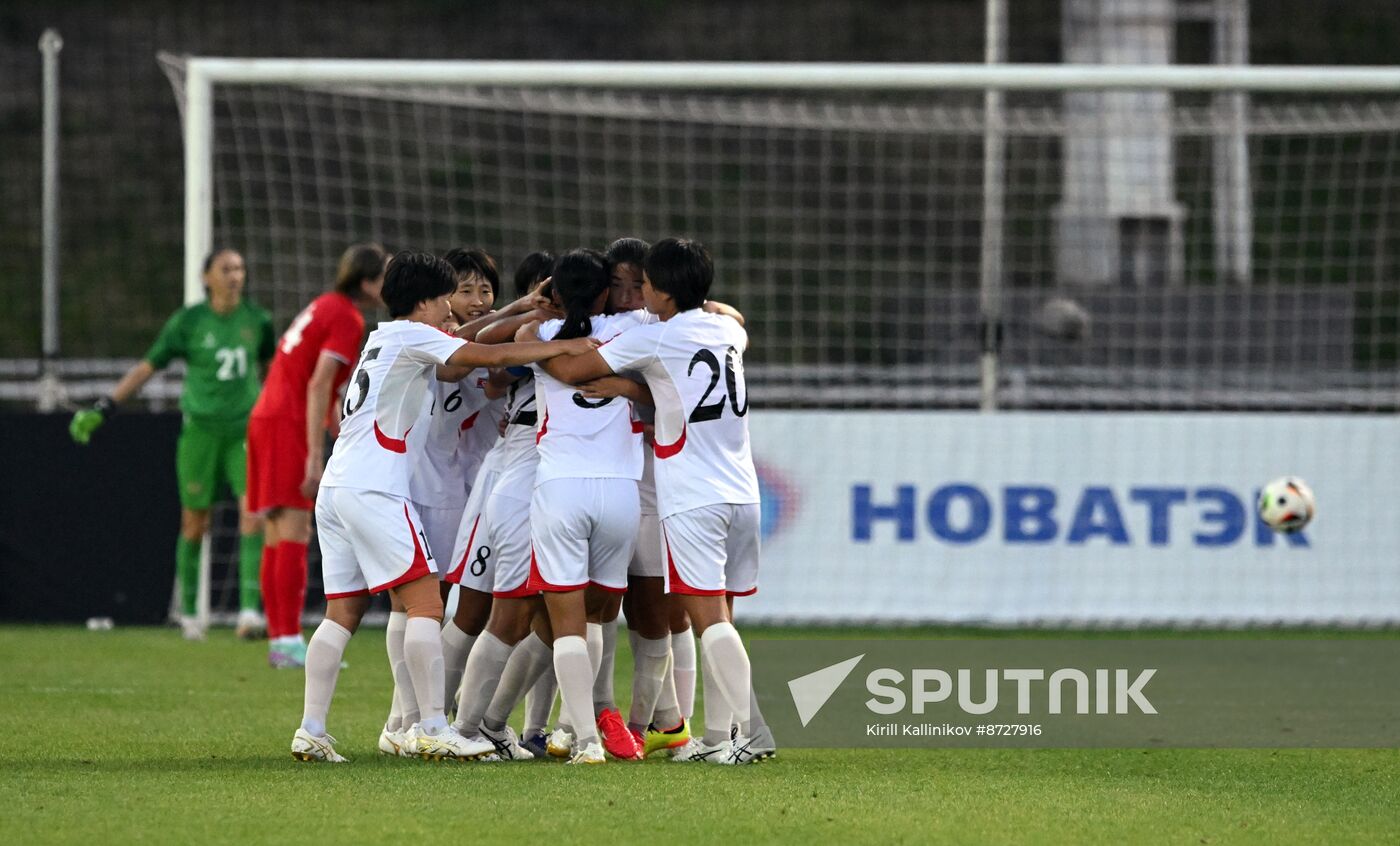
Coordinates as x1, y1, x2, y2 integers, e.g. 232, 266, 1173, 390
320, 321, 467, 498
598, 310, 758, 517
597, 320, 663, 374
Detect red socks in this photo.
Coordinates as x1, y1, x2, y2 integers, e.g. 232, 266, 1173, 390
264, 541, 309, 639
259, 544, 280, 637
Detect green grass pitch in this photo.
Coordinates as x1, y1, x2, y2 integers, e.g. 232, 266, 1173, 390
2, 624, 1398, 845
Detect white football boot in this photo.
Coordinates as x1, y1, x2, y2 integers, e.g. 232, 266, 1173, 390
378, 726, 408, 757
545, 727, 576, 758
410, 724, 496, 761
671, 736, 730, 763
234, 609, 267, 640
179, 615, 207, 641
723, 726, 778, 764
480, 723, 535, 761
291, 728, 347, 763
567, 740, 606, 765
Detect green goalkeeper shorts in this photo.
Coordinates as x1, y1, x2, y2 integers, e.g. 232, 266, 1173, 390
175, 417, 248, 510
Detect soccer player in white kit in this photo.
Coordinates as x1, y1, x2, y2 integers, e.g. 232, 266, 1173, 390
289, 251, 597, 764
519, 249, 658, 764
438, 253, 554, 732
443, 266, 568, 761
534, 237, 775, 764
378, 248, 506, 757
598, 237, 694, 756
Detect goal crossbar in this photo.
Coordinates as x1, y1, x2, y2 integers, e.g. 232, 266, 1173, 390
185, 59, 1400, 92
180, 58, 1400, 301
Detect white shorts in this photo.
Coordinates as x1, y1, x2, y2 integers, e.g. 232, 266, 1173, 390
487, 493, 533, 598
528, 478, 639, 594
660, 503, 760, 597
316, 486, 438, 597
417, 502, 465, 582
628, 512, 664, 578
443, 454, 503, 589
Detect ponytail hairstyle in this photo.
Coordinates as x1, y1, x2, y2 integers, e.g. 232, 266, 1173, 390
335, 243, 388, 295
549, 248, 611, 341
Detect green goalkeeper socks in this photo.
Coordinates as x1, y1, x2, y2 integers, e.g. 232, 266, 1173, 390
239, 532, 263, 612
176, 537, 202, 617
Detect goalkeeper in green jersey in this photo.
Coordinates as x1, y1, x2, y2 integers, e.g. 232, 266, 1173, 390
70, 248, 276, 640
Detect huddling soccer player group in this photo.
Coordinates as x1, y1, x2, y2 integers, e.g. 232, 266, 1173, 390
76, 232, 778, 767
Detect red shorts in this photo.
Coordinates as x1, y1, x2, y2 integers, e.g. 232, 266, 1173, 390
246, 414, 313, 514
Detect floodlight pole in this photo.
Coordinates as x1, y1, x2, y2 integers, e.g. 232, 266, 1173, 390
38, 29, 64, 412
979, 0, 1008, 413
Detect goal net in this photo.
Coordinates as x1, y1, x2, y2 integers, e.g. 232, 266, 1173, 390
160, 57, 1400, 626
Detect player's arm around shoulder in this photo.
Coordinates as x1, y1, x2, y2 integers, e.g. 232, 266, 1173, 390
435, 362, 473, 383
702, 299, 745, 327
474, 305, 560, 345
512, 320, 616, 386
576, 375, 653, 407
448, 332, 598, 371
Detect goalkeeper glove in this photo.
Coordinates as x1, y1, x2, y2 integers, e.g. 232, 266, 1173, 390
70, 397, 115, 445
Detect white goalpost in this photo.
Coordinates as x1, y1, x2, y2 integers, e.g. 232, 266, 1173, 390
164, 57, 1400, 626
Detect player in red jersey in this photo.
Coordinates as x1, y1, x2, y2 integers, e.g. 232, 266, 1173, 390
247, 243, 388, 668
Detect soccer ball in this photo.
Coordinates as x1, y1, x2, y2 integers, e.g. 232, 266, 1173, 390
1257, 477, 1316, 533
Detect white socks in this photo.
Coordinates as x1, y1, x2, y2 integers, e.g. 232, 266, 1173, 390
384, 611, 412, 731
628, 634, 673, 733
450, 631, 513, 734
592, 618, 618, 711
585, 622, 604, 681
554, 635, 599, 746
672, 628, 697, 720
404, 616, 447, 733
700, 643, 731, 745
440, 621, 477, 715
699, 623, 752, 741
484, 632, 552, 731
524, 669, 558, 735
652, 649, 683, 729
301, 619, 352, 737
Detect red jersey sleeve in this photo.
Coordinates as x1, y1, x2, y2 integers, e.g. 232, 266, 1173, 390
321, 300, 364, 365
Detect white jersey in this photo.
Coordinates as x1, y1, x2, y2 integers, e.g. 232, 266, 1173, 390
461, 392, 506, 486
408, 367, 494, 509
598, 308, 760, 518
320, 321, 466, 498
531, 313, 647, 486
491, 371, 542, 502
